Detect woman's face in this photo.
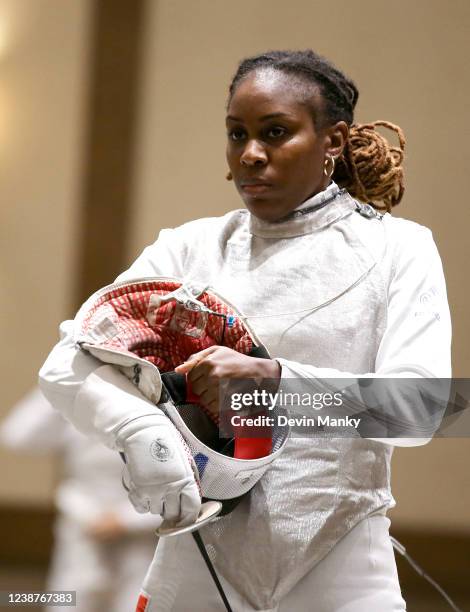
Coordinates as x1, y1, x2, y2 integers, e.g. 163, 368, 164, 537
226, 69, 341, 222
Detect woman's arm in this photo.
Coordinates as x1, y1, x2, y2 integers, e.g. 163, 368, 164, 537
281, 225, 451, 378
38, 229, 201, 526
276, 224, 452, 445
38, 228, 180, 439
179, 224, 452, 447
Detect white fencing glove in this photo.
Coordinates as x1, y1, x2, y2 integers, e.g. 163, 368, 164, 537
116, 414, 201, 528
69, 364, 201, 529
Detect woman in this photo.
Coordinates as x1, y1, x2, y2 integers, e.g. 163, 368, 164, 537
40, 50, 451, 611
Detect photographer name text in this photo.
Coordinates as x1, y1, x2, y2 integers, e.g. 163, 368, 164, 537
230, 414, 361, 429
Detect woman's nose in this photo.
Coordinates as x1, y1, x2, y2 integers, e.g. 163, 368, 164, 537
240, 140, 268, 166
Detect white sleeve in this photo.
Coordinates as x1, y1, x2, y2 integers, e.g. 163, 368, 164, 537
276, 226, 452, 446
0, 388, 68, 453
114, 228, 185, 282
38, 229, 182, 445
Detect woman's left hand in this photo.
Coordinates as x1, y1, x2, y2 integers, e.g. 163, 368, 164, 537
175, 346, 281, 416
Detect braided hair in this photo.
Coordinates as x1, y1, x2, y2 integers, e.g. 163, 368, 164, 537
228, 50, 405, 212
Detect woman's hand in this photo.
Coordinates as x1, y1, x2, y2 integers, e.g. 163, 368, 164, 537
175, 346, 281, 416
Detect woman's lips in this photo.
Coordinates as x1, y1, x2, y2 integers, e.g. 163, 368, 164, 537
241, 183, 273, 195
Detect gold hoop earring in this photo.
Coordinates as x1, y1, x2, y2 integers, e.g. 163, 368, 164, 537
323, 155, 336, 179
226, 171, 233, 181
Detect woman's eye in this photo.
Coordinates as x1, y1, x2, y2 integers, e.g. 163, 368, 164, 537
228, 129, 246, 141
267, 126, 287, 139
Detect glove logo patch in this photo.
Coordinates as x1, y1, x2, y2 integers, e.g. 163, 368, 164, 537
150, 438, 172, 462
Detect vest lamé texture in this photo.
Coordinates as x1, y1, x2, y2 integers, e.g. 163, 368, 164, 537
127, 183, 396, 610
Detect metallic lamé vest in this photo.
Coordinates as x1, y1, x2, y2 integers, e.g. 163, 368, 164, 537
164, 184, 395, 609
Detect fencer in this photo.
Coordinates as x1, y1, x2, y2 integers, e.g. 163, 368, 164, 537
38, 50, 451, 611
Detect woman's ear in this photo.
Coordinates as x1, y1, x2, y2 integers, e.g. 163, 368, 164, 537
325, 121, 349, 158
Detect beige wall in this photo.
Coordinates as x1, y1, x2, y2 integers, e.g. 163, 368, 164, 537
129, 0, 470, 531
0, 0, 468, 530
0, 0, 91, 503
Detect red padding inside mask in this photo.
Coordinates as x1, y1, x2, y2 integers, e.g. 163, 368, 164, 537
82, 281, 272, 459
234, 438, 272, 460
81, 281, 253, 372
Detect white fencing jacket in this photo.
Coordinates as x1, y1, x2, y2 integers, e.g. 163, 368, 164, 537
39, 182, 451, 610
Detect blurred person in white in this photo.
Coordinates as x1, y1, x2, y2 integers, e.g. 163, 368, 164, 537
0, 387, 159, 612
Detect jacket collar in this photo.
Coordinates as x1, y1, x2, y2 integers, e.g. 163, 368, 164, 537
248, 182, 356, 238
